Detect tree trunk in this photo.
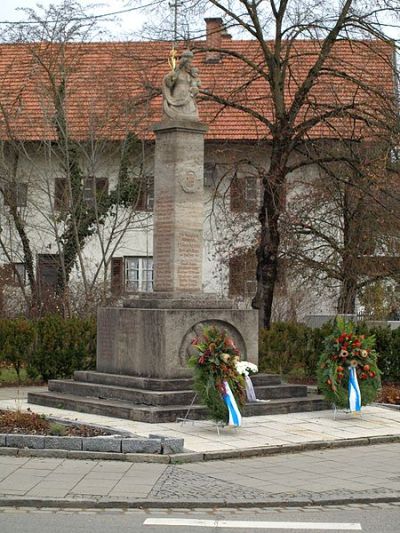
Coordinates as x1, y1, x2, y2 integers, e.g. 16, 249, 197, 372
252, 157, 285, 329
337, 278, 357, 314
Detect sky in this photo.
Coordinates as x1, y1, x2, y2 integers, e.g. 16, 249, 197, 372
0, 1, 149, 38
1, 1, 399, 43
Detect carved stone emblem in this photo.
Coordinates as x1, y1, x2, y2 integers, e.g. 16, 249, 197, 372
180, 171, 200, 193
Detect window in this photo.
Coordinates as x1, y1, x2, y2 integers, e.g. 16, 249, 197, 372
37, 254, 60, 293
125, 257, 153, 292
4, 183, 28, 208
110, 256, 153, 295
54, 177, 108, 210
83, 177, 108, 208
136, 175, 154, 212
230, 176, 259, 212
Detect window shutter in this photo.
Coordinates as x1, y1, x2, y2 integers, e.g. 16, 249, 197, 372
136, 178, 146, 211
111, 257, 124, 296
0, 264, 14, 284
96, 178, 109, 202
229, 249, 257, 297
55, 178, 68, 210
229, 255, 244, 296
230, 177, 245, 212
135, 176, 154, 212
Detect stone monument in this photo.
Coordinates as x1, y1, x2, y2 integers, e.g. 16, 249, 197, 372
28, 50, 326, 422
96, 48, 259, 379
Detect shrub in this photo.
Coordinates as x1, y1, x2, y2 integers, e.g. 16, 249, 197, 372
259, 321, 334, 378
0, 318, 34, 382
27, 315, 96, 381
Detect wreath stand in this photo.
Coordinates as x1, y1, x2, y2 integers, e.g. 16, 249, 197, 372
176, 393, 238, 436
332, 403, 363, 420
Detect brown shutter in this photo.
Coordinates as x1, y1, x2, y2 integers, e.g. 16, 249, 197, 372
55, 178, 68, 210
111, 257, 124, 296
230, 177, 245, 212
136, 176, 154, 212
0, 264, 14, 284
229, 255, 244, 296
229, 249, 257, 297
96, 178, 109, 201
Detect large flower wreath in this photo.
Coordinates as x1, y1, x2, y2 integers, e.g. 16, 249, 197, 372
316, 320, 381, 409
188, 325, 246, 423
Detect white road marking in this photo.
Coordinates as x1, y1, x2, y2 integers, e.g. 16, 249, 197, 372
143, 517, 362, 530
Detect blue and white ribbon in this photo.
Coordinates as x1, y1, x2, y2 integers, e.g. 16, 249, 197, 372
348, 367, 361, 412
222, 380, 242, 427
244, 375, 257, 402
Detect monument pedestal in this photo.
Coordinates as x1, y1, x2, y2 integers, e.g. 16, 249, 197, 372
96, 299, 259, 380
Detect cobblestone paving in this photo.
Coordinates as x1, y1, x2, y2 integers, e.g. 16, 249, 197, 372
149, 466, 269, 501
148, 464, 400, 503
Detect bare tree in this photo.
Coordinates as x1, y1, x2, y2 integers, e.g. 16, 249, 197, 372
281, 141, 400, 314
137, 0, 400, 327
0, 1, 155, 316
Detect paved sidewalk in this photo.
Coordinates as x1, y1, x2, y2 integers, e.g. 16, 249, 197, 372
1, 387, 400, 454
0, 443, 400, 507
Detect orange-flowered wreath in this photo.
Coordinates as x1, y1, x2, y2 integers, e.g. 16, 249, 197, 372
316, 320, 381, 408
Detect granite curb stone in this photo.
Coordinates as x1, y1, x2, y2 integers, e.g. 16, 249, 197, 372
82, 437, 122, 453
0, 493, 400, 509
6, 435, 45, 449
0, 434, 171, 454
44, 436, 82, 450
149, 434, 184, 454
121, 438, 161, 454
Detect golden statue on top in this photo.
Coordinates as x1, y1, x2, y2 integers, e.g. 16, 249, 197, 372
162, 49, 201, 121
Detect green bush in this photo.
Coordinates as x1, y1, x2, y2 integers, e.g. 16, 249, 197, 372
371, 325, 400, 382
27, 315, 96, 381
0, 318, 35, 381
0, 315, 96, 382
259, 321, 334, 378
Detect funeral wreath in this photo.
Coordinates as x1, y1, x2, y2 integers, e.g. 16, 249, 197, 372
188, 325, 250, 424
317, 319, 381, 409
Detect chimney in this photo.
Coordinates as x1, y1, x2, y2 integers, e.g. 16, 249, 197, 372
205, 18, 223, 63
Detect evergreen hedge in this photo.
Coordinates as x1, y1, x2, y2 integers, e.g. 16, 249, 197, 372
1, 316, 400, 384
0, 315, 96, 381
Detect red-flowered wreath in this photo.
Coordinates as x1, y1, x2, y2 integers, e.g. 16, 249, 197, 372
316, 320, 381, 409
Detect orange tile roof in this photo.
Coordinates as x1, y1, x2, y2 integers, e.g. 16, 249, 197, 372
0, 39, 394, 142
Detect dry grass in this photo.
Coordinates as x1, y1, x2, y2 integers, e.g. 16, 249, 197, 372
378, 384, 400, 405
0, 409, 110, 436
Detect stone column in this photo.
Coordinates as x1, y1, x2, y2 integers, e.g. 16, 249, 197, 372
152, 119, 208, 294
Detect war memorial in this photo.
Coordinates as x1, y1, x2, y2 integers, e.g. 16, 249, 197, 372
29, 50, 325, 422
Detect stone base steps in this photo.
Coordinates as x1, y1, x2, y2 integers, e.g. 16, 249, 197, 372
47, 379, 308, 406
73, 371, 283, 389
28, 391, 328, 425
28, 371, 329, 423
28, 372, 328, 423
73, 371, 196, 391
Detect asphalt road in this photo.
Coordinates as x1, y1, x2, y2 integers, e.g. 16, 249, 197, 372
1, 505, 400, 532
